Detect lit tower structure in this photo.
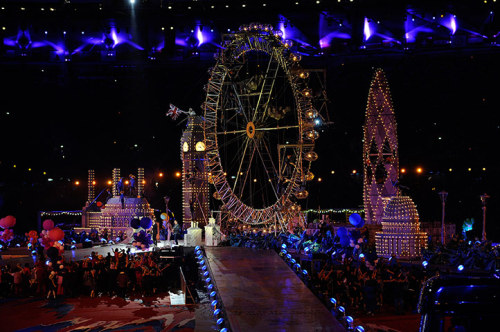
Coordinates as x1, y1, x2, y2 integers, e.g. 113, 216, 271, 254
363, 68, 399, 225
181, 115, 210, 228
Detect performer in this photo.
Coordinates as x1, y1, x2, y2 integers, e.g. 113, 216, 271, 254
116, 177, 124, 194
153, 219, 162, 246
129, 174, 137, 197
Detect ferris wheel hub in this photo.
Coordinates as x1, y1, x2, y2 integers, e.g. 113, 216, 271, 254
246, 121, 256, 139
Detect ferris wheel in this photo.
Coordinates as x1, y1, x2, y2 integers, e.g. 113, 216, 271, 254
202, 23, 319, 230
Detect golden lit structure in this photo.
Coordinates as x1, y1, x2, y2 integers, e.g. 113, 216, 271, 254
363, 68, 399, 225
81, 167, 155, 237
375, 195, 427, 259
202, 23, 316, 230
181, 115, 210, 227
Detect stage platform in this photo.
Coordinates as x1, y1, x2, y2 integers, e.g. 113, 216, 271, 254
204, 247, 346, 332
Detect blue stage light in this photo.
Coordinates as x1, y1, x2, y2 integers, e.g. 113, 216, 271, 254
31, 250, 37, 255
356, 326, 365, 332
359, 253, 365, 259
210, 291, 216, 297
208, 284, 214, 290
338, 306, 345, 314
211, 300, 218, 308
346, 316, 354, 325
205, 277, 211, 283
199, 260, 205, 265
286, 254, 292, 260
217, 318, 224, 325
202, 265, 207, 271
330, 298, 337, 306
302, 269, 308, 275
290, 258, 296, 264
220, 328, 228, 332
280, 249, 287, 255
203, 271, 209, 277
458, 264, 464, 271
195, 246, 200, 250
422, 260, 428, 267
213, 308, 221, 316
281, 243, 287, 249
294, 263, 301, 270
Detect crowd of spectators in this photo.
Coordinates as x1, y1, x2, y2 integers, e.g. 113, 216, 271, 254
220, 219, 499, 318
0, 247, 199, 301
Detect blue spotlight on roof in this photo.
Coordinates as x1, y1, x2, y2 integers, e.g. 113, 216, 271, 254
338, 306, 345, 314
356, 326, 365, 332
359, 253, 365, 259
294, 263, 301, 270
346, 316, 354, 325
458, 264, 464, 271
217, 318, 224, 325
203, 271, 209, 277
290, 258, 296, 264
280, 249, 287, 255
211, 300, 218, 307
330, 298, 337, 305
281, 243, 287, 249
213, 308, 221, 316
208, 284, 214, 290
31, 250, 37, 255
202, 265, 207, 271
195, 246, 200, 250
302, 269, 308, 275
210, 291, 216, 297
422, 260, 428, 268
286, 254, 292, 260
220, 328, 228, 332
199, 260, 205, 265
205, 277, 211, 283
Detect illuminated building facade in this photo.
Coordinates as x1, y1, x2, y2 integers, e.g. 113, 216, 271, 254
81, 167, 155, 237
363, 68, 399, 225
181, 115, 210, 227
375, 195, 427, 259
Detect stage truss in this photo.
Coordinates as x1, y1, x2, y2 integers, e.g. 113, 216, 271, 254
203, 23, 319, 231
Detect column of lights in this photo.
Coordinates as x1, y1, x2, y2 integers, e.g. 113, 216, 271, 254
88, 169, 95, 203
363, 68, 399, 226
137, 167, 144, 198
112, 168, 120, 196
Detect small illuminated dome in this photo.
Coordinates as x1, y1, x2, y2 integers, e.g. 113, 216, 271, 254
375, 195, 427, 259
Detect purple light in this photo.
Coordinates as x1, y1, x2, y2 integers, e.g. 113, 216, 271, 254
364, 17, 373, 41
196, 25, 204, 45
450, 16, 457, 35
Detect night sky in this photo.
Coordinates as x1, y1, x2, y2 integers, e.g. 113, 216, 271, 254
0, 0, 499, 240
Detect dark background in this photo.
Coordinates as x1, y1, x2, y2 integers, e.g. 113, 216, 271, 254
0, 0, 499, 240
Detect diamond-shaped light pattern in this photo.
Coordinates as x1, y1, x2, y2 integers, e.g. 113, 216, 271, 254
363, 69, 399, 225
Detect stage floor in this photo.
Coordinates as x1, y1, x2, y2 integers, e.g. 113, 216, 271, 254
205, 247, 346, 332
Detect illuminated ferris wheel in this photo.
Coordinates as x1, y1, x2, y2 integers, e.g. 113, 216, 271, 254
202, 23, 319, 230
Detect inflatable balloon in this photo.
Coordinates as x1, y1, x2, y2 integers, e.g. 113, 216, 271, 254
43, 219, 55, 231
337, 227, 348, 238
339, 234, 350, 247
26, 230, 38, 246
48, 227, 64, 242
0, 215, 16, 229
349, 213, 365, 228
130, 218, 140, 229
160, 213, 167, 220
0, 228, 14, 242
140, 217, 153, 230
